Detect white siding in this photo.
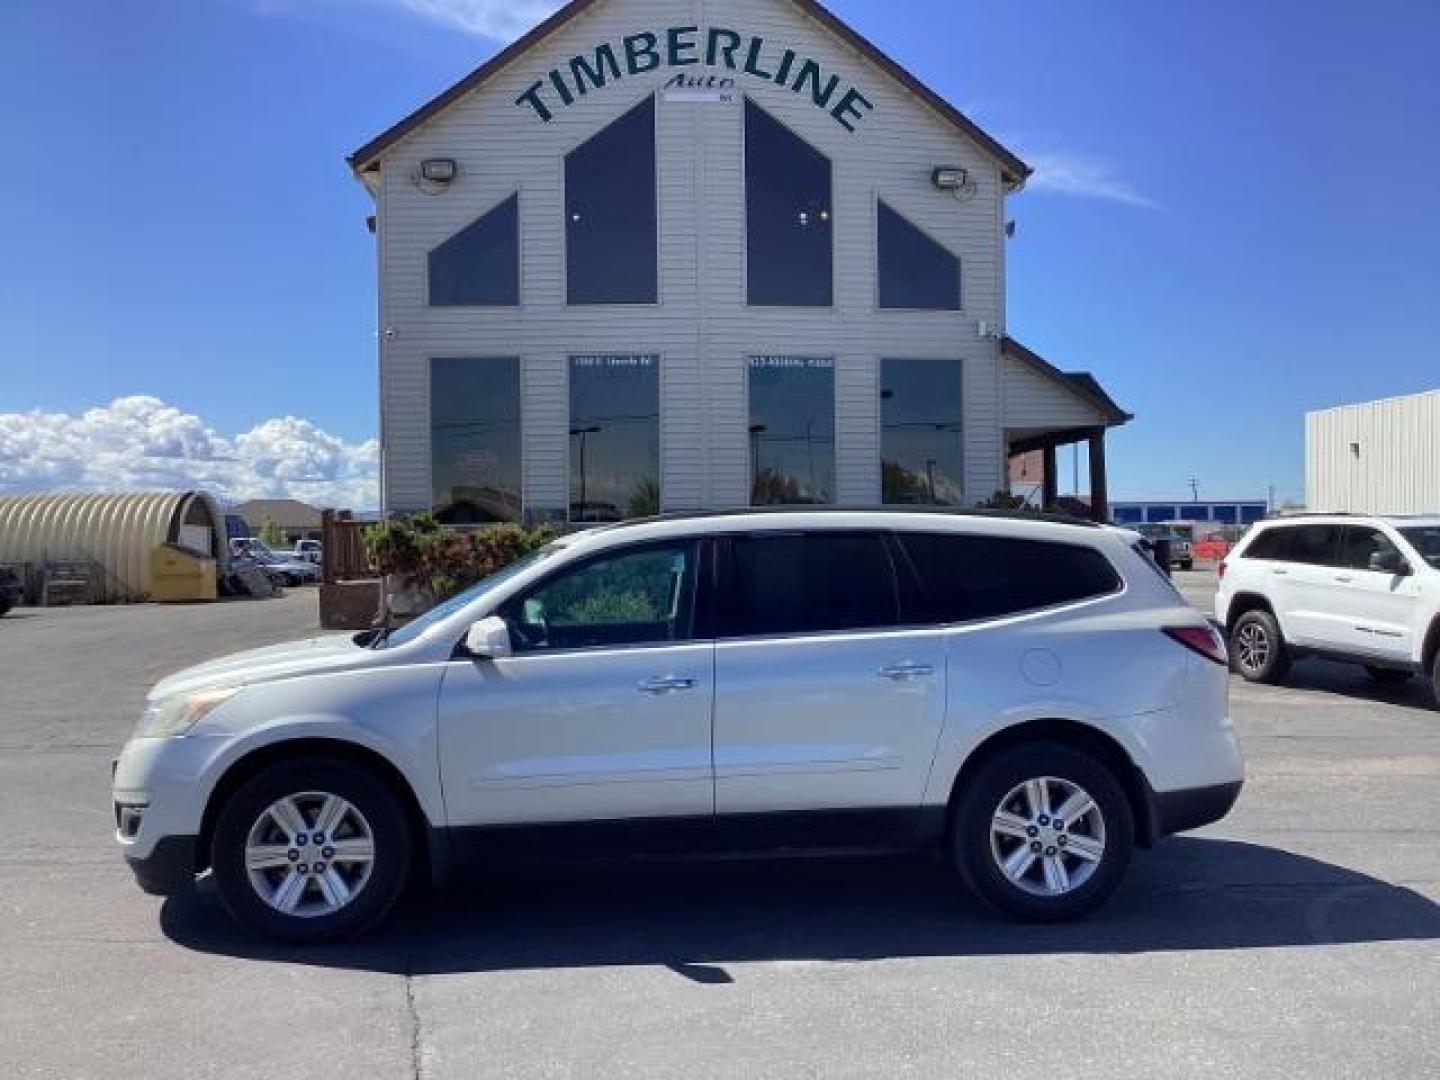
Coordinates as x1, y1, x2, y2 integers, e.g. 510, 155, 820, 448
1306, 390, 1440, 514
372, 0, 1014, 514
1003, 356, 1106, 431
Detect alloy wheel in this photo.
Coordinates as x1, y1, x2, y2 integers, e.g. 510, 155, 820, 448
989, 776, 1107, 897
1235, 622, 1271, 673
244, 791, 376, 918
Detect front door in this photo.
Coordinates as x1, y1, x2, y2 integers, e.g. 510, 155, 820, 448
437, 539, 714, 827
711, 531, 948, 824
1328, 526, 1422, 662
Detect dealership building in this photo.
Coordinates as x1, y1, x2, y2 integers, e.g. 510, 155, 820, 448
349, 0, 1131, 524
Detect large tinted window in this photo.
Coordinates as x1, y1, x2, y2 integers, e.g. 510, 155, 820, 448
748, 357, 835, 505
568, 355, 661, 523
881, 359, 964, 505
721, 533, 898, 638
566, 97, 657, 304
877, 201, 961, 310
429, 194, 519, 306
502, 542, 696, 653
745, 100, 833, 306
897, 534, 1121, 623
430, 358, 521, 523
1285, 524, 1343, 566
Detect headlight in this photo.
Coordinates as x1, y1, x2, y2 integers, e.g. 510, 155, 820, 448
136, 688, 241, 738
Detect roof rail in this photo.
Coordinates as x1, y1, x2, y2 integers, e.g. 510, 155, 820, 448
600, 506, 1104, 531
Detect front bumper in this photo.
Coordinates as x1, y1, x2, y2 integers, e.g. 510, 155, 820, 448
125, 835, 198, 896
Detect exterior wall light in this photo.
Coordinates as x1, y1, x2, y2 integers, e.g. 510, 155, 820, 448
420, 158, 458, 184
931, 167, 969, 191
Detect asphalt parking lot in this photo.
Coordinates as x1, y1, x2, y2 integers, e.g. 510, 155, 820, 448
2, 576, 1437, 1079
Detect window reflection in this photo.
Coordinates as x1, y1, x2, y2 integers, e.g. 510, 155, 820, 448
429, 194, 520, 307
881, 359, 964, 505
431, 358, 522, 523
749, 357, 835, 505
569, 355, 661, 522
745, 100, 833, 307
566, 97, 658, 304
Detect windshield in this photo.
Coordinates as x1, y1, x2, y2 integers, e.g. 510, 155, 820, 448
374, 543, 566, 649
1400, 527, 1440, 569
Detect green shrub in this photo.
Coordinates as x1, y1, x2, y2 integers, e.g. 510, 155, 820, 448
363, 514, 555, 604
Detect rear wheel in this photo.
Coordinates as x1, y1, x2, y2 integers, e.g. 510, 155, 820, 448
951, 743, 1134, 921
211, 757, 412, 942
1431, 652, 1440, 711
1366, 666, 1413, 686
1230, 610, 1291, 684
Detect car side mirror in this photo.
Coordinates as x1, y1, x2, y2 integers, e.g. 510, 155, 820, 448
1369, 550, 1409, 576
465, 615, 513, 660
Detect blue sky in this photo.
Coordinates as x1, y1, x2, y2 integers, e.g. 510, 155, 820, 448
2, 0, 1437, 507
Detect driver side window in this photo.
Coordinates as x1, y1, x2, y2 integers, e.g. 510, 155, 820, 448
501, 542, 697, 653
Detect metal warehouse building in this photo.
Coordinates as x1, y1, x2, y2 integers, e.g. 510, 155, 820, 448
1307, 390, 1440, 514
349, 0, 1131, 524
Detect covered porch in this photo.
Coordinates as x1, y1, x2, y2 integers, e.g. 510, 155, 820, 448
1002, 337, 1133, 522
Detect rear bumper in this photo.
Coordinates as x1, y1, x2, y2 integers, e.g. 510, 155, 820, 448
1151, 780, 1243, 839
125, 835, 197, 896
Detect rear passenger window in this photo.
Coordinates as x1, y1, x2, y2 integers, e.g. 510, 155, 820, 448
897, 534, 1122, 624
1284, 524, 1343, 566
1243, 527, 1291, 561
720, 533, 899, 637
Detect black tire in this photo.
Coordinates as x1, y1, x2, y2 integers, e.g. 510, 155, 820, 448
210, 757, 412, 943
1430, 652, 1440, 711
1180, 560, 1194, 571
1365, 666, 1413, 686
951, 743, 1134, 922
1230, 609, 1291, 684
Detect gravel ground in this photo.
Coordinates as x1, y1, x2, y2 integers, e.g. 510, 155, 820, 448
1, 584, 1436, 1079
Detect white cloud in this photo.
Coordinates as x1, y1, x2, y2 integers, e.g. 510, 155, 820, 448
0, 397, 379, 510
1022, 150, 1157, 209
394, 0, 561, 40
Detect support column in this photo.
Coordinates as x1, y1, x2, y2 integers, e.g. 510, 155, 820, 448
1042, 443, 1059, 511
1087, 429, 1109, 523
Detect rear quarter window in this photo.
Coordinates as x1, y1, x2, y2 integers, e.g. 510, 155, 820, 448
896, 533, 1123, 624
1240, 526, 1291, 561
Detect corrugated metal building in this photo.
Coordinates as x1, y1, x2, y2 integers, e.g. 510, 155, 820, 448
1307, 390, 1440, 514
0, 491, 224, 603
348, 0, 1132, 524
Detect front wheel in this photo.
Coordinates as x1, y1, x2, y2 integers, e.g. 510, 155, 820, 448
951, 743, 1134, 921
210, 757, 412, 942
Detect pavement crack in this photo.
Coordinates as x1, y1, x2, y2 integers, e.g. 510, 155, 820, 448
404, 973, 423, 1080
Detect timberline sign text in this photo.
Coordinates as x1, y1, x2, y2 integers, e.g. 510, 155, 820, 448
515, 26, 876, 132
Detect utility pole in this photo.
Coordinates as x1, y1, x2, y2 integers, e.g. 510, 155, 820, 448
1188, 477, 1200, 503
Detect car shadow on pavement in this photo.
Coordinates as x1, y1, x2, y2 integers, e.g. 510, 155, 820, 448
1258, 661, 1438, 709
159, 837, 1440, 977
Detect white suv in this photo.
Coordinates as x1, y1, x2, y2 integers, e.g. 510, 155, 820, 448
1216, 516, 1440, 704
113, 510, 1243, 941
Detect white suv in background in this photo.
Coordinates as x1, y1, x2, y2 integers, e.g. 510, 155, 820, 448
1216, 516, 1440, 704
114, 510, 1242, 942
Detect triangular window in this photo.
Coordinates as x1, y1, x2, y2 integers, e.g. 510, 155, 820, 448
877, 200, 960, 311
428, 194, 520, 307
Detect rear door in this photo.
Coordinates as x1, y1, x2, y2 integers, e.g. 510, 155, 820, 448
1273, 523, 1346, 647
711, 531, 948, 830
1327, 526, 1422, 661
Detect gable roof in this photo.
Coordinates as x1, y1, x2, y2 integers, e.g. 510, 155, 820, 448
347, 0, 1031, 187
1002, 336, 1133, 428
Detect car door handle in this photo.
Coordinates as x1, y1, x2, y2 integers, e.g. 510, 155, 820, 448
1272, 569, 1289, 576
878, 662, 935, 681
1334, 575, 1354, 584
637, 676, 697, 695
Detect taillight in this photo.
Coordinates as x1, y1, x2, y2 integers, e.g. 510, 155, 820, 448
1164, 624, 1229, 666
1217, 560, 1228, 580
